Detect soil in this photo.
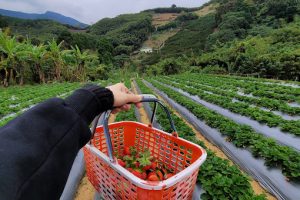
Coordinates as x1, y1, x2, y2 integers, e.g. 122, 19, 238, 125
144, 29, 179, 49
194, 4, 217, 17
148, 87, 276, 200
152, 13, 179, 27
131, 82, 150, 124
74, 175, 95, 200
108, 114, 116, 123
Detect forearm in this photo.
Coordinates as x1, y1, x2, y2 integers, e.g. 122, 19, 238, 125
0, 85, 113, 200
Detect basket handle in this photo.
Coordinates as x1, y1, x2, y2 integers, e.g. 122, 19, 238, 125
90, 94, 177, 162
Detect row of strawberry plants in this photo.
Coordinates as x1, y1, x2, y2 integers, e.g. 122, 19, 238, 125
217, 74, 300, 85
135, 79, 266, 199
1, 80, 109, 119
0, 89, 74, 127
0, 82, 93, 127
147, 79, 300, 180
166, 75, 300, 116
157, 78, 300, 136
206, 74, 300, 98
182, 74, 300, 103
0, 82, 78, 104
0, 83, 80, 118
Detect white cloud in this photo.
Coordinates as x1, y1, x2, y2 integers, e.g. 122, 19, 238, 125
0, 0, 210, 24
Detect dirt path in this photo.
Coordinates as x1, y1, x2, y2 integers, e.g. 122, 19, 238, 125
137, 83, 275, 199
74, 175, 95, 200
131, 81, 150, 124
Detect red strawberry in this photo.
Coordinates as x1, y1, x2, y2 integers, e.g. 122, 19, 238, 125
117, 159, 126, 167
141, 172, 147, 180
164, 173, 174, 180
127, 168, 133, 173
132, 170, 143, 179
124, 147, 131, 156
147, 171, 156, 177
151, 161, 157, 170
143, 164, 152, 171
156, 170, 163, 181
147, 174, 160, 181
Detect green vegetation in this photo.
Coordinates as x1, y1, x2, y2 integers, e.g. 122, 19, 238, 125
143, 0, 300, 81
135, 79, 265, 199
147, 78, 300, 180
0, 82, 82, 126
167, 74, 300, 115
87, 13, 153, 65
0, 15, 70, 42
156, 76, 300, 135
1, 12, 153, 69
0, 32, 110, 86
144, 6, 200, 14
2, 1, 300, 197
143, 13, 215, 66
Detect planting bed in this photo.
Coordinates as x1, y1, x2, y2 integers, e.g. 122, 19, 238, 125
140, 75, 300, 199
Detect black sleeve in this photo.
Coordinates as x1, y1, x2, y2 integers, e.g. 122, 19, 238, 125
0, 85, 114, 200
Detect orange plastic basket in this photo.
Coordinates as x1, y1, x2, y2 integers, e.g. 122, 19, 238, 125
84, 95, 207, 200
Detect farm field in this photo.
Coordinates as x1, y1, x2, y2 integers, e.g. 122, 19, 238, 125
135, 74, 300, 199
1, 74, 300, 200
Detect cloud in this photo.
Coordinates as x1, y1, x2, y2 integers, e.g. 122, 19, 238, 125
0, 0, 209, 24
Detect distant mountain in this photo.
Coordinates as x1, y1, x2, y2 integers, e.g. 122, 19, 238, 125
0, 9, 88, 28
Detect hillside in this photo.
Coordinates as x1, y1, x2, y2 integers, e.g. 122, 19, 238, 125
141, 0, 300, 81
0, 15, 70, 41
1, 0, 300, 80
0, 9, 88, 28
87, 13, 153, 66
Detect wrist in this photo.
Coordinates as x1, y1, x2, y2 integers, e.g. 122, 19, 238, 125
65, 84, 114, 124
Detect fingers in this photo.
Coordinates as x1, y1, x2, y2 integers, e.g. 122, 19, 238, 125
111, 108, 121, 114
135, 102, 142, 108
126, 93, 142, 104
111, 104, 131, 114
122, 104, 131, 111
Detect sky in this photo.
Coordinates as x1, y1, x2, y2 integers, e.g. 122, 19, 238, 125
0, 0, 210, 25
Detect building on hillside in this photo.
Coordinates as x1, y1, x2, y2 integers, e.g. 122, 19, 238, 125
140, 46, 153, 53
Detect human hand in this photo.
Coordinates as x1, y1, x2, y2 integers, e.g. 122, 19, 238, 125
106, 83, 142, 114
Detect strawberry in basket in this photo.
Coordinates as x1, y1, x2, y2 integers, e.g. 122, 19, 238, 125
117, 146, 175, 181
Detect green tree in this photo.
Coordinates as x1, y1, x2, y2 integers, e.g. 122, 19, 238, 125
0, 32, 20, 86
57, 30, 73, 48
97, 38, 114, 64
47, 39, 64, 81
69, 45, 97, 81
28, 44, 47, 83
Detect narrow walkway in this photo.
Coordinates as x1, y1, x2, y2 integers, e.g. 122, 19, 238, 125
131, 81, 150, 124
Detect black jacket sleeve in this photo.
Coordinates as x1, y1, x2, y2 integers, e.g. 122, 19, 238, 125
0, 85, 114, 200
